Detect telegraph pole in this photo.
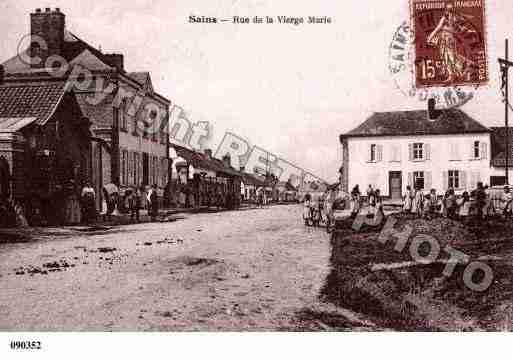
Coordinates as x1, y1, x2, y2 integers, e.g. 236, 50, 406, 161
499, 39, 513, 185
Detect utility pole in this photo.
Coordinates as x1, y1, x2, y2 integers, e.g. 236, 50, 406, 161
499, 39, 513, 185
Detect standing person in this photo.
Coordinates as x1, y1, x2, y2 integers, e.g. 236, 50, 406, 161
457, 191, 471, 223
501, 185, 513, 218
147, 184, 159, 222
366, 185, 374, 206
403, 185, 413, 213
374, 189, 385, 223
81, 182, 96, 224
303, 193, 312, 225
350, 185, 361, 218
483, 185, 493, 219
426, 188, 439, 218
447, 188, 457, 219
128, 187, 142, 223
324, 189, 336, 232
412, 184, 425, 218
257, 190, 263, 208
474, 182, 486, 220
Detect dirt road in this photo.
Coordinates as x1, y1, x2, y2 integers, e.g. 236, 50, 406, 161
0, 205, 371, 331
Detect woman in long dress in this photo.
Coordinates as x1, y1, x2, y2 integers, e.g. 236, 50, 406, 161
303, 193, 312, 224
403, 185, 413, 213
412, 186, 424, 218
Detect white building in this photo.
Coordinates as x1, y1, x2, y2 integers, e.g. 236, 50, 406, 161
339, 109, 492, 199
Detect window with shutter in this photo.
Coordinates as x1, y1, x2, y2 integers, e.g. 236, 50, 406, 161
473, 141, 480, 159
448, 170, 460, 189
154, 157, 158, 187
480, 142, 488, 160
124, 150, 129, 185
425, 143, 431, 161
408, 172, 413, 188
413, 143, 424, 161
443, 171, 448, 190
137, 153, 142, 186
408, 144, 414, 161
377, 145, 383, 162
450, 142, 461, 161
370, 144, 377, 162
413, 171, 425, 190
460, 171, 467, 190
126, 152, 130, 185
425, 171, 432, 190
390, 145, 401, 162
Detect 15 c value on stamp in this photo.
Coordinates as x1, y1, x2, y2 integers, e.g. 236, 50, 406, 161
411, 0, 488, 88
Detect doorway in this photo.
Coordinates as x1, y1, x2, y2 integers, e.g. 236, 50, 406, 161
0, 157, 10, 200
389, 171, 402, 200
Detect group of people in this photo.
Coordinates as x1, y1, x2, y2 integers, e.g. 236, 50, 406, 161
402, 182, 513, 221
302, 188, 337, 230
349, 184, 384, 219
349, 182, 513, 223
80, 183, 161, 224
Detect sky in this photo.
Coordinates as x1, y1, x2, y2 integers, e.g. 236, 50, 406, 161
1, 0, 512, 182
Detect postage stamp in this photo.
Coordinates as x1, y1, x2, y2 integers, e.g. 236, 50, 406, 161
411, 0, 488, 88
388, 21, 475, 109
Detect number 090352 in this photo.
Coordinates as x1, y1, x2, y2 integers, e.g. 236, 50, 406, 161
10, 341, 42, 350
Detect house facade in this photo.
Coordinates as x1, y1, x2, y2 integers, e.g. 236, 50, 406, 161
0, 80, 91, 225
489, 127, 513, 186
340, 110, 492, 199
2, 8, 171, 209
169, 144, 242, 208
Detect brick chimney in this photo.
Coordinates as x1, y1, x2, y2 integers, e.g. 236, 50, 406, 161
428, 98, 441, 121
30, 8, 65, 68
104, 53, 124, 71
204, 149, 212, 158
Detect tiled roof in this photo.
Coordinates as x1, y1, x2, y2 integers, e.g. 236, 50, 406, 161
0, 117, 38, 132
342, 109, 490, 138
172, 144, 241, 177
0, 82, 66, 126
2, 30, 169, 103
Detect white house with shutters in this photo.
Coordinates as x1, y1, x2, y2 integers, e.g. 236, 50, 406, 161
339, 109, 491, 200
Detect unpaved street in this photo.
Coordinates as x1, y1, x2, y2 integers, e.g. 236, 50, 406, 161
0, 205, 367, 331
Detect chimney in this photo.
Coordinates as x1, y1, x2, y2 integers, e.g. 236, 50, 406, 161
428, 98, 441, 121
104, 53, 124, 71
0, 65, 4, 85
222, 154, 231, 168
204, 149, 212, 158
30, 8, 65, 68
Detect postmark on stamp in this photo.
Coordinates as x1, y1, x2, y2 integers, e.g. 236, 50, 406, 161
389, 21, 475, 109
411, 0, 488, 88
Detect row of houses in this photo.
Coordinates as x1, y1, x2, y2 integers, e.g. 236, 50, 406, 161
0, 8, 171, 225
170, 143, 300, 205
0, 8, 311, 225
339, 108, 513, 199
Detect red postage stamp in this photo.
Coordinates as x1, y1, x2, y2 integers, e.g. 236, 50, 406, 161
411, 0, 488, 88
